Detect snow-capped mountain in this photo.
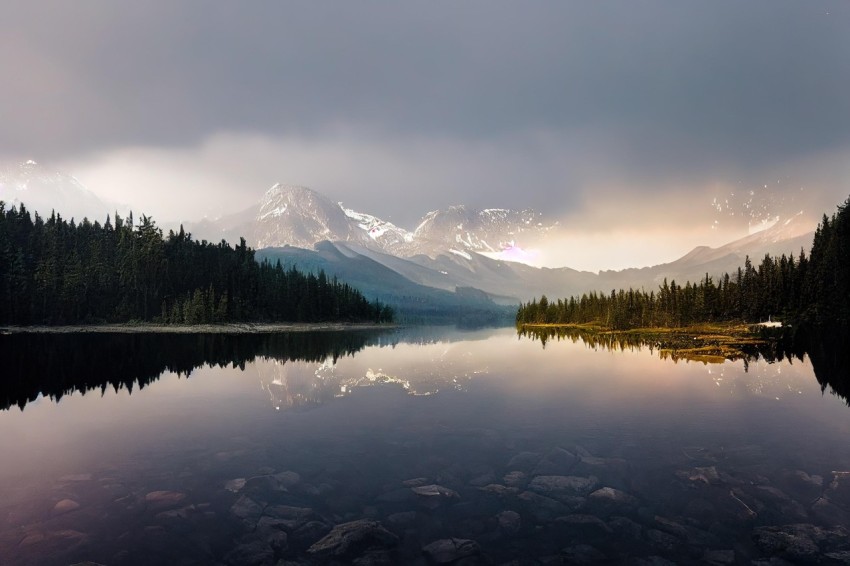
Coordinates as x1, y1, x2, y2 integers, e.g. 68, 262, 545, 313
189, 183, 555, 259
252, 184, 364, 249
0, 160, 113, 223
412, 205, 552, 256
340, 205, 413, 252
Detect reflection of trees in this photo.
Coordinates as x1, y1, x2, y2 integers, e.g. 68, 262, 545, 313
792, 325, 850, 406
518, 325, 850, 406
518, 326, 780, 361
0, 331, 387, 411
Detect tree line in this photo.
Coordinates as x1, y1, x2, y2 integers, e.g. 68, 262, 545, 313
0, 203, 394, 325
517, 196, 850, 329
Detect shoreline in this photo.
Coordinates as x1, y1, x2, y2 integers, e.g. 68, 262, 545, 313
517, 322, 781, 363
0, 322, 397, 335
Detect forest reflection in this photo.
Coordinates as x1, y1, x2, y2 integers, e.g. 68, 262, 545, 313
0, 330, 390, 411
519, 325, 850, 406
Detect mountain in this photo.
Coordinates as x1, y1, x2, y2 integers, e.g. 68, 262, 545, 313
0, 160, 113, 223
254, 218, 814, 319
187, 184, 554, 258
410, 205, 552, 256
256, 242, 515, 325
193, 182, 814, 320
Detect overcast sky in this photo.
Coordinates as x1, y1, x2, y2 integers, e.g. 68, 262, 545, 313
2, 1, 849, 269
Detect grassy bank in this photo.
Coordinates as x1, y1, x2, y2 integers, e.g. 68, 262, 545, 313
518, 322, 780, 363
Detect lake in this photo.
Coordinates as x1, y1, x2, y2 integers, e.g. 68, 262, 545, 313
1, 326, 849, 565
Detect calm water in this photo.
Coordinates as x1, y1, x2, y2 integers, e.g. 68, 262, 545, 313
1, 326, 850, 565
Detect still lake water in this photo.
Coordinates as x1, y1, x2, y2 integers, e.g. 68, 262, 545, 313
1, 326, 850, 565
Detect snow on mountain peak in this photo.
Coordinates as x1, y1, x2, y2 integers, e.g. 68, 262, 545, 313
0, 160, 112, 222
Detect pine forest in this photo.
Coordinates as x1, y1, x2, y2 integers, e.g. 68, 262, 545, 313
0, 203, 394, 325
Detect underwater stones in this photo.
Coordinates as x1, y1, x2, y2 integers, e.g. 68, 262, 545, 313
753, 524, 850, 561
223, 537, 274, 566
502, 471, 527, 488
245, 474, 287, 493
728, 489, 758, 521
377, 487, 416, 504
263, 505, 316, 530
307, 519, 398, 559
59, 473, 93, 483
518, 491, 575, 523
701, 549, 735, 565
52, 499, 81, 515
230, 495, 265, 529
826, 471, 850, 506
810, 497, 850, 526
290, 520, 332, 549
778, 470, 823, 501
588, 487, 637, 506
268, 530, 289, 554
555, 514, 612, 537
387, 511, 417, 526
645, 528, 679, 553
411, 484, 460, 508
497, 510, 521, 534
403, 477, 430, 487
506, 452, 542, 472
422, 537, 480, 564
560, 543, 607, 563
224, 478, 246, 493
274, 471, 301, 489
675, 466, 720, 486
607, 516, 643, 540
477, 483, 519, 496
468, 472, 496, 487
144, 490, 187, 510
155, 504, 200, 521
531, 447, 578, 476
528, 475, 598, 502
752, 524, 819, 559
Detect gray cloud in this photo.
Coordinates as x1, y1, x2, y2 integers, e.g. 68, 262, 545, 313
2, 1, 849, 246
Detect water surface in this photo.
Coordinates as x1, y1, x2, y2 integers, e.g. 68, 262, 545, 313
1, 327, 849, 564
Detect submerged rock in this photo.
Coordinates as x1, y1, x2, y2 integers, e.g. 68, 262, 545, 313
560, 544, 607, 563
497, 510, 521, 534
307, 519, 398, 558
387, 511, 417, 526
52, 499, 81, 516
752, 523, 850, 560
224, 478, 246, 493
518, 490, 576, 523
556, 514, 612, 536
223, 538, 274, 565
503, 471, 527, 488
528, 475, 598, 501
588, 487, 637, 505
412, 484, 460, 508
274, 471, 301, 489
778, 470, 824, 502
701, 549, 735, 565
478, 483, 519, 496
531, 447, 578, 476
230, 495, 264, 529
506, 452, 542, 472
675, 465, 721, 486
826, 471, 850, 506
411, 484, 460, 499
422, 537, 480, 564
145, 490, 187, 510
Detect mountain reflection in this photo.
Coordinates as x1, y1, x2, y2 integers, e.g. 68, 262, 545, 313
0, 331, 388, 411
518, 325, 850, 406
